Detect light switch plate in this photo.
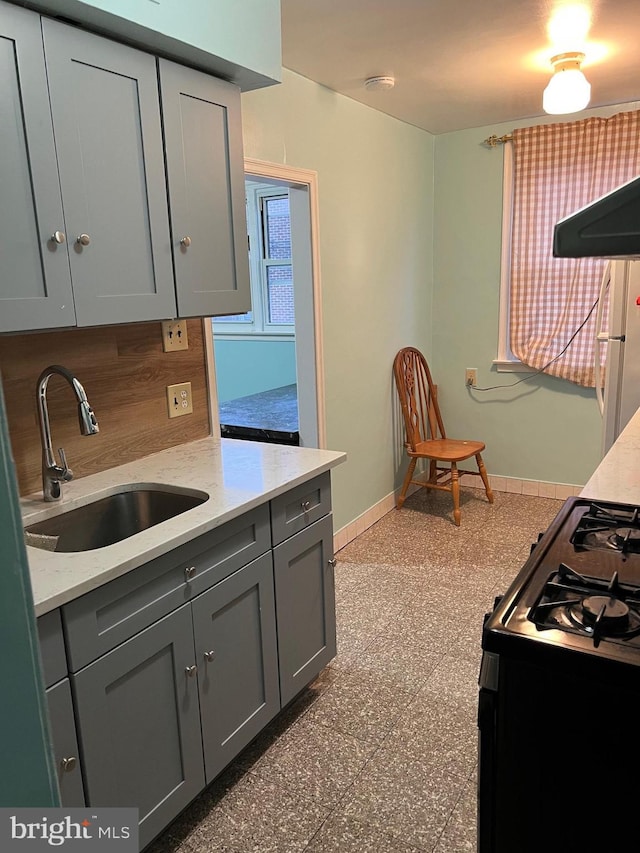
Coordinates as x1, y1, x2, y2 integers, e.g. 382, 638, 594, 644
162, 320, 188, 352
167, 382, 193, 418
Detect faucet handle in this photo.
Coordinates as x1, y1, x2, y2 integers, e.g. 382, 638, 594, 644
57, 447, 74, 482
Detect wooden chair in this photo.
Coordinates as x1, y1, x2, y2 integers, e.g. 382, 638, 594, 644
393, 347, 494, 525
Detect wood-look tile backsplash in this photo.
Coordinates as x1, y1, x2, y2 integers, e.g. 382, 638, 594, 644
0, 320, 211, 496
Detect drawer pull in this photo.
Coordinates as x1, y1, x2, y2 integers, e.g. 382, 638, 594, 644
204, 650, 216, 662
185, 664, 198, 677
301, 500, 311, 512
327, 558, 337, 568
60, 756, 77, 773
180, 236, 192, 247
185, 566, 196, 582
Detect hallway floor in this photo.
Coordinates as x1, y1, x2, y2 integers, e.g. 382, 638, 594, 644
146, 486, 562, 853
218, 384, 298, 433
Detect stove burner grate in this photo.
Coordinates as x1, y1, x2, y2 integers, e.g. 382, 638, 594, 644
530, 564, 640, 645
572, 503, 640, 554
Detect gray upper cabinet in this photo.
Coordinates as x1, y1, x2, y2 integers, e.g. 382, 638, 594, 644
0, 1, 252, 333
159, 59, 251, 317
42, 19, 176, 326
0, 4, 75, 332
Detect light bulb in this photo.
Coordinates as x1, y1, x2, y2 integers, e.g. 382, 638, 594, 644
543, 53, 591, 115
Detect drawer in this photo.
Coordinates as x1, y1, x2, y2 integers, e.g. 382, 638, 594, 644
37, 609, 67, 688
63, 504, 270, 671
270, 472, 332, 546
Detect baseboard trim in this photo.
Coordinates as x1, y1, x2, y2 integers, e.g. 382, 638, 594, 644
333, 476, 583, 553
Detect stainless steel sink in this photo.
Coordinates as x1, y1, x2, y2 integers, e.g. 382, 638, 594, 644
24, 486, 209, 552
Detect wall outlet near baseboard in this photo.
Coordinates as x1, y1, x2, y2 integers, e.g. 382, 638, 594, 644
465, 368, 477, 387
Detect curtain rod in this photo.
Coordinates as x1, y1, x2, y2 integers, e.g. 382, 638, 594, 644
483, 133, 513, 147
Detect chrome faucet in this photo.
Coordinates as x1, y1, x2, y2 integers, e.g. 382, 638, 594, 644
36, 365, 100, 501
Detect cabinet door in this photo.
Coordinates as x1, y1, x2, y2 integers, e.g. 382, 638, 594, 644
159, 59, 251, 317
273, 514, 336, 706
45, 679, 85, 807
72, 606, 204, 849
192, 551, 280, 784
42, 19, 176, 326
0, 3, 75, 332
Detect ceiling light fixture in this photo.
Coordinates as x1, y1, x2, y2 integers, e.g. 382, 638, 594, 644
364, 76, 395, 92
543, 51, 591, 115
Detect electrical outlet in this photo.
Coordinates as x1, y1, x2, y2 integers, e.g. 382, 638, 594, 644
167, 382, 193, 418
465, 368, 477, 387
161, 320, 188, 352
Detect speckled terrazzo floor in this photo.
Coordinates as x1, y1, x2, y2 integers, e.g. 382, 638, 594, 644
145, 486, 563, 853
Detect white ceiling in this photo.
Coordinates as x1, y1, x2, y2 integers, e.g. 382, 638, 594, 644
280, 0, 640, 134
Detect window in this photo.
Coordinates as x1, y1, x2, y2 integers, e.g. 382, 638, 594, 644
213, 185, 294, 337
496, 110, 640, 386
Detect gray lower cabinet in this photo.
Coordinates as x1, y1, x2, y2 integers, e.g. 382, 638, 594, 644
36, 475, 336, 849
273, 514, 337, 706
37, 610, 86, 807
45, 679, 86, 807
69, 551, 279, 849
71, 605, 205, 849
192, 552, 280, 783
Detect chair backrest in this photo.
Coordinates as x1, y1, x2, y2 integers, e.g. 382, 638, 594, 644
393, 347, 447, 450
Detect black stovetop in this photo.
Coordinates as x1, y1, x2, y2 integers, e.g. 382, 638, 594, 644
483, 497, 640, 666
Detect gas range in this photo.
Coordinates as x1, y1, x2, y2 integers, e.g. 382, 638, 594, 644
483, 496, 640, 665
478, 495, 640, 853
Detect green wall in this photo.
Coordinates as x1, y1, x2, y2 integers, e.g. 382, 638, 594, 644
432, 101, 640, 487
214, 339, 296, 402
241, 70, 435, 530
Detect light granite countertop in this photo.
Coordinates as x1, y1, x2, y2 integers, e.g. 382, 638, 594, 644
581, 406, 640, 503
22, 437, 346, 617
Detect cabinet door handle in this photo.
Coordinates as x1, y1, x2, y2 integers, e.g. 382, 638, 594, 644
327, 558, 337, 568
76, 233, 91, 246
185, 566, 196, 582
180, 236, 192, 247
60, 756, 77, 773
51, 231, 66, 244
185, 664, 198, 677
301, 500, 311, 512
204, 650, 216, 662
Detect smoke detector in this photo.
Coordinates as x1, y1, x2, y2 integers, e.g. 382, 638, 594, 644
364, 76, 395, 92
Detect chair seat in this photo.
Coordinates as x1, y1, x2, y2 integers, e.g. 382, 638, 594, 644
411, 438, 486, 462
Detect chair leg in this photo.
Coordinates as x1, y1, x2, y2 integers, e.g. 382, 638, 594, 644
451, 462, 461, 526
429, 459, 437, 484
397, 458, 417, 508
476, 453, 494, 504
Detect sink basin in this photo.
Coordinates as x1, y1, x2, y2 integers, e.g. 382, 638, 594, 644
24, 486, 208, 552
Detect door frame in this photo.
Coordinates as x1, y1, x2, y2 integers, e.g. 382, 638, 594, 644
204, 158, 326, 448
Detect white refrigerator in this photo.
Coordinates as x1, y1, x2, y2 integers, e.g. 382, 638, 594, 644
596, 259, 640, 455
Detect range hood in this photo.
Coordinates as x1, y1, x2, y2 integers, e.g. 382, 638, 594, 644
553, 174, 640, 259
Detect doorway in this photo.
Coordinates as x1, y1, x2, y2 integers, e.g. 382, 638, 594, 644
209, 160, 325, 449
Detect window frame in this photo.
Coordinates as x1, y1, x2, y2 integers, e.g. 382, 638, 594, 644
213, 184, 294, 340
494, 141, 536, 374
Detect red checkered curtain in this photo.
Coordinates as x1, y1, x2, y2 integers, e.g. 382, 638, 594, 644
510, 110, 640, 387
